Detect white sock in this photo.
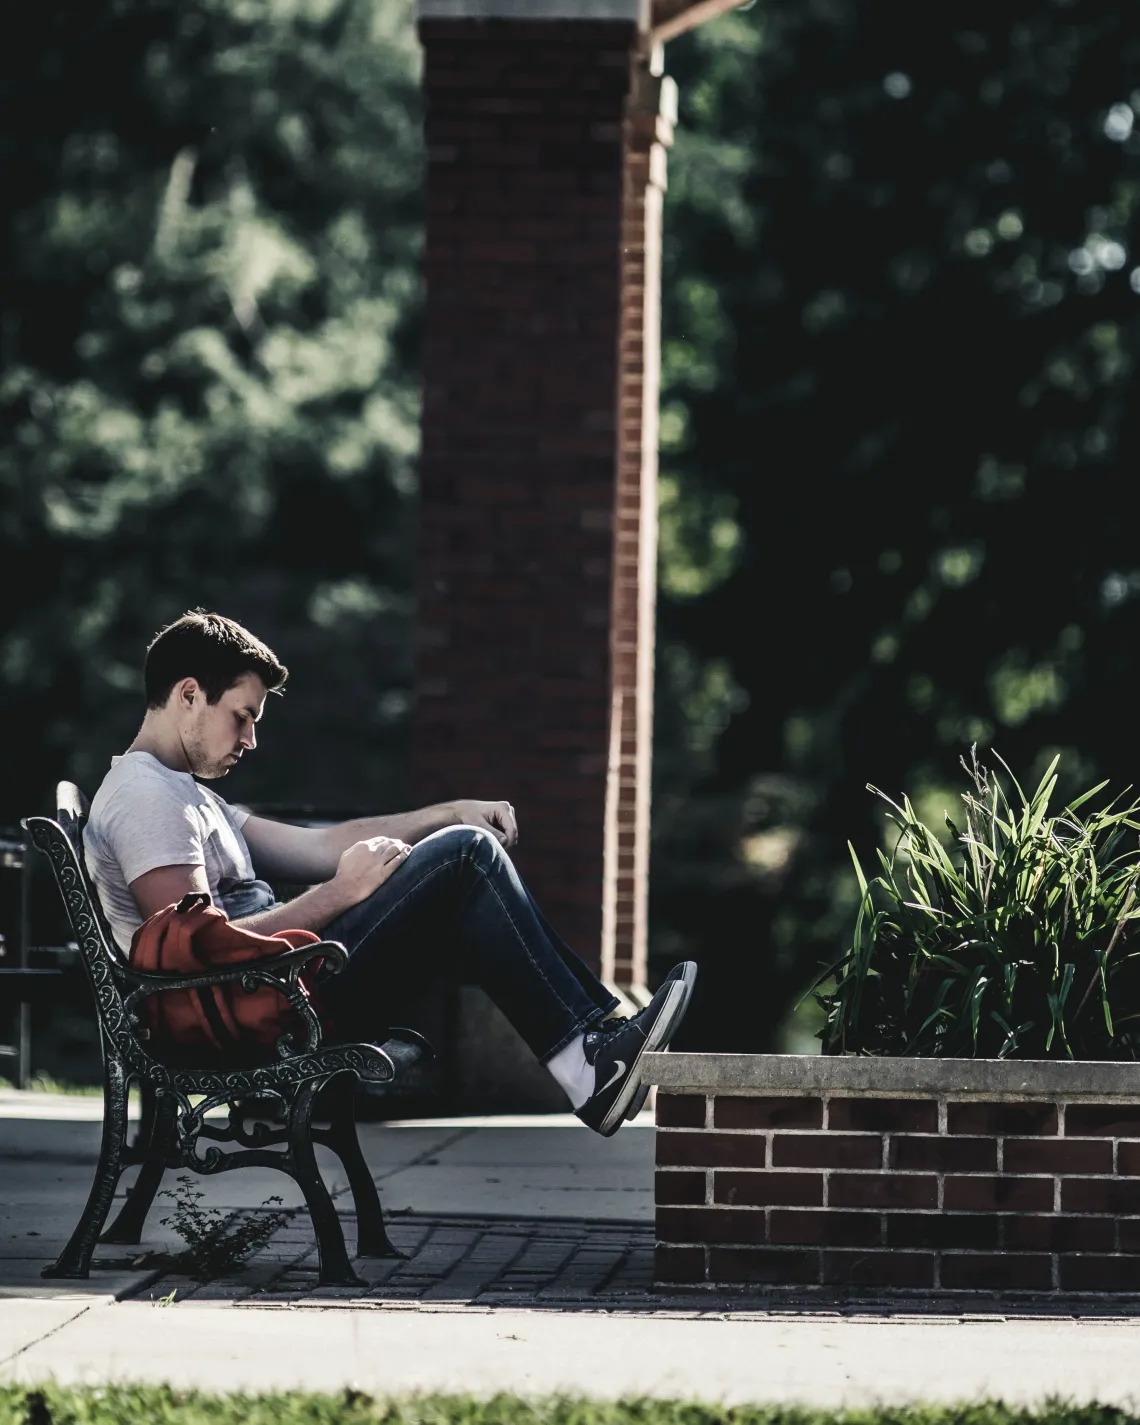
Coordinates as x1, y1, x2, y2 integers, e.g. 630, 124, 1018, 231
546, 1033, 595, 1110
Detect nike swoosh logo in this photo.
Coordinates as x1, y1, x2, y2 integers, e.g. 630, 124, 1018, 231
601, 1060, 627, 1093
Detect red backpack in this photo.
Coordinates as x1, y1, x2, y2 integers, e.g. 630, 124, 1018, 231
129, 894, 331, 1062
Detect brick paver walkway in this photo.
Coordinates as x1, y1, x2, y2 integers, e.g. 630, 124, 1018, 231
136, 1207, 1140, 1321
149, 1211, 655, 1307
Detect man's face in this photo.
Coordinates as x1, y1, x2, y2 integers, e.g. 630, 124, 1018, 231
179, 672, 268, 779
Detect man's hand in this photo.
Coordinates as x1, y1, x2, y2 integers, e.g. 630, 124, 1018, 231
333, 836, 412, 908
452, 800, 518, 848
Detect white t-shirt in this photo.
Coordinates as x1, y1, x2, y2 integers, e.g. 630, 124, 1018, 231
84, 751, 274, 951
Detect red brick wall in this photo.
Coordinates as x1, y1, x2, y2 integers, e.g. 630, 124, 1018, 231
602, 68, 672, 991
414, 20, 637, 967
656, 1091, 1140, 1292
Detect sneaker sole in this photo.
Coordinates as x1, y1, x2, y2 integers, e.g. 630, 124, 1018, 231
623, 963, 698, 1121
624, 1082, 651, 1121
599, 973, 692, 1136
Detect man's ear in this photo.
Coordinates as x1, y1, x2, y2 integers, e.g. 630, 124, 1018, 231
175, 677, 201, 710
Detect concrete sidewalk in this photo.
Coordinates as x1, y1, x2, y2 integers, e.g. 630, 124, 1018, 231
6, 1293, 1140, 1406
5, 1090, 1140, 1407
0, 1091, 652, 1301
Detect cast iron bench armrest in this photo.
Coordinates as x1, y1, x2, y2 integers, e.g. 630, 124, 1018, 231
120, 940, 348, 1059
120, 938, 347, 995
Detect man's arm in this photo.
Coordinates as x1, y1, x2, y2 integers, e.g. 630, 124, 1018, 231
129, 863, 357, 937
241, 800, 518, 884
129, 837, 413, 937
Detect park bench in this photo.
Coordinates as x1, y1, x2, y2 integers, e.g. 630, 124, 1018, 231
0, 829, 76, 1084
24, 782, 430, 1287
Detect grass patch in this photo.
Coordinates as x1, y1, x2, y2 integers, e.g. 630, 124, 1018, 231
0, 1392, 1137, 1425
0, 1075, 102, 1096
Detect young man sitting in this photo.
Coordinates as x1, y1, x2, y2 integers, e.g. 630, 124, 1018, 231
84, 611, 695, 1135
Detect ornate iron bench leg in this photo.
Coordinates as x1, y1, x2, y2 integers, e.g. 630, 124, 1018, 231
132, 1076, 158, 1150
289, 1077, 363, 1287
316, 1074, 402, 1259
102, 1086, 172, 1244
43, 1056, 130, 1278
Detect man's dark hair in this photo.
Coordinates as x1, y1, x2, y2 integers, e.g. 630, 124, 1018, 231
144, 611, 288, 708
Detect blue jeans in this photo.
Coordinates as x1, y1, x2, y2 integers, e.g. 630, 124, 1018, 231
318, 825, 619, 1063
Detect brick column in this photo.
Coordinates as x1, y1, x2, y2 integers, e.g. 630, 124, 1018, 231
414, 11, 639, 976
414, 1, 686, 1000
603, 64, 675, 993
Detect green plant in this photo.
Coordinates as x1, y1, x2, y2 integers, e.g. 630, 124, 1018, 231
159, 1175, 289, 1281
817, 749, 1140, 1058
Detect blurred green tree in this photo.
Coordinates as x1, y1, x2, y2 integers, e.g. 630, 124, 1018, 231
10, 0, 1140, 1066
654, 0, 1140, 1051
0, 0, 422, 823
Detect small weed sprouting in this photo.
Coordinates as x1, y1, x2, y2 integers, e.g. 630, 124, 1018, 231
158, 1175, 289, 1281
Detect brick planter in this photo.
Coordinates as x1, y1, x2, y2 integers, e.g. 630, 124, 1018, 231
642, 1052, 1140, 1294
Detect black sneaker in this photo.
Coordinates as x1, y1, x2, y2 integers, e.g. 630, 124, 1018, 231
576, 962, 696, 1136
622, 962, 697, 1121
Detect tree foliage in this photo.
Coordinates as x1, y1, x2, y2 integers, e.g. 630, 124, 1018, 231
0, 0, 423, 821
654, 0, 1140, 1051
9, 0, 1140, 1062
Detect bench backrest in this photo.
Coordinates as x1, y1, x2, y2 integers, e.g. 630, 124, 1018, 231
25, 782, 130, 1035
